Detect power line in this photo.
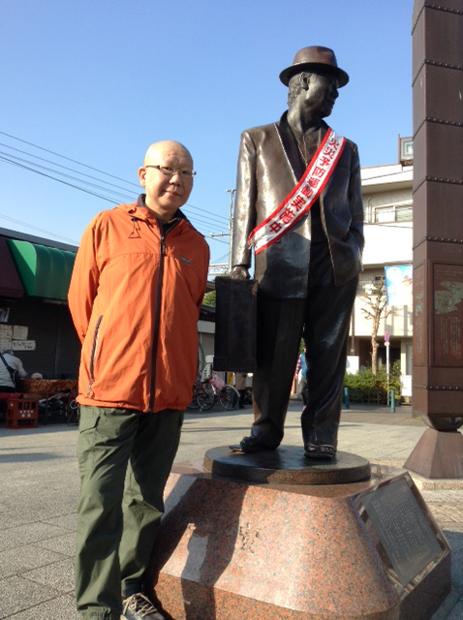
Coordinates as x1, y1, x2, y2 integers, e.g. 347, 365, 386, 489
0, 141, 138, 195
0, 140, 231, 226
4, 131, 414, 248
0, 129, 140, 187
0, 150, 135, 201
184, 201, 228, 225
0, 155, 120, 204
0, 151, 225, 234
214, 252, 231, 263
205, 236, 229, 245
0, 155, 230, 245
0, 129, 230, 225
0, 130, 232, 244
182, 208, 227, 232
0, 210, 79, 244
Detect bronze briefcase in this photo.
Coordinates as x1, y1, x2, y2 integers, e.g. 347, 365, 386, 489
213, 276, 257, 372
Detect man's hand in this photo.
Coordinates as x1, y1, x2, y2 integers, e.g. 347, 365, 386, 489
230, 266, 250, 280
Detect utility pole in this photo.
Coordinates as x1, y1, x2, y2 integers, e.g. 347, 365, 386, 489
226, 188, 236, 272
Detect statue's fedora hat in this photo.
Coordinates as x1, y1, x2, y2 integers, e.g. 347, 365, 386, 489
279, 46, 349, 87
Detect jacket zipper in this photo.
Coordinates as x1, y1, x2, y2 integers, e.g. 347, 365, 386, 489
148, 219, 180, 411
87, 314, 103, 396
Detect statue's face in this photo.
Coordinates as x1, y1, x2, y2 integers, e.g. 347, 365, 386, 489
301, 72, 339, 119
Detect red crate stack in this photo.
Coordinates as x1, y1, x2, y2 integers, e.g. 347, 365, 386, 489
6, 397, 39, 428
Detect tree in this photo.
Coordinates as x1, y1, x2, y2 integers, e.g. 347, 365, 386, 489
203, 290, 216, 307
361, 277, 391, 375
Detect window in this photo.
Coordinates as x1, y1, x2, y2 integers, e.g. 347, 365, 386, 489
396, 206, 412, 222
374, 206, 395, 223
373, 204, 412, 224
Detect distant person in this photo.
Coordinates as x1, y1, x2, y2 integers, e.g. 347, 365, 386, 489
235, 372, 248, 408
68, 140, 209, 620
296, 348, 308, 398
0, 349, 27, 392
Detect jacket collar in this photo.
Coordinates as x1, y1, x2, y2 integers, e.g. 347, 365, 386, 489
117, 195, 187, 224
276, 112, 306, 181
276, 113, 330, 181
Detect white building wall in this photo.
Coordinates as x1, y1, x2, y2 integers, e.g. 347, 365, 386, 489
349, 162, 414, 375
363, 225, 412, 267
353, 268, 413, 338
198, 320, 215, 366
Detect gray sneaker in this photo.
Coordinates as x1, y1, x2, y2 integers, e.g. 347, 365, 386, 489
121, 593, 166, 620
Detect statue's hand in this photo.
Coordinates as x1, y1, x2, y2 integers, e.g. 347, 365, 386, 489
230, 265, 250, 280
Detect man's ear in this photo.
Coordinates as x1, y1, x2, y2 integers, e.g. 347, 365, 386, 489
137, 166, 146, 186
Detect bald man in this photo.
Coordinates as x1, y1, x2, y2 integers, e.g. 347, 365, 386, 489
69, 141, 210, 620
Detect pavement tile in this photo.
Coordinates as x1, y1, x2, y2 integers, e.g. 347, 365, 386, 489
431, 588, 463, 620
424, 499, 463, 533
10, 501, 79, 522
450, 546, 463, 591
0, 407, 461, 619
0, 575, 61, 618
6, 594, 79, 620
444, 531, 463, 553
0, 522, 67, 552
41, 512, 77, 532
35, 531, 76, 557
23, 557, 75, 594
0, 513, 36, 531
446, 598, 463, 619
0, 544, 66, 579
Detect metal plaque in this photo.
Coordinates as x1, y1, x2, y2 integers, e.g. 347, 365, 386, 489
413, 265, 426, 366
433, 264, 463, 366
359, 477, 444, 586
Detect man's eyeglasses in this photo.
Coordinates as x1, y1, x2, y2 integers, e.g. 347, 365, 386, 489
145, 165, 196, 178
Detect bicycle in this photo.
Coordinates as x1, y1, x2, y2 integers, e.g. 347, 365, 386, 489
189, 373, 240, 412
65, 398, 80, 424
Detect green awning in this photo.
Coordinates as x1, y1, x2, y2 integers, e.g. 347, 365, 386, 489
7, 239, 76, 301
0, 237, 24, 298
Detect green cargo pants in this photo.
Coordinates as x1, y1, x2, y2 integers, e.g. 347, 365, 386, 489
75, 406, 184, 620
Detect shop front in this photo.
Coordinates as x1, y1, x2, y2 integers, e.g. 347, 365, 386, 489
0, 227, 215, 425
0, 228, 80, 380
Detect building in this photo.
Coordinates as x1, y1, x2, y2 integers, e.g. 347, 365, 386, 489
350, 141, 414, 384
0, 227, 215, 380
0, 227, 81, 379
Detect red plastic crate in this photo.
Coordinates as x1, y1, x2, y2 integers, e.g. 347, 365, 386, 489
6, 397, 38, 428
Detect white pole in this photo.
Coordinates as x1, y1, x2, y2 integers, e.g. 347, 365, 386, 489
226, 188, 236, 272
385, 342, 390, 379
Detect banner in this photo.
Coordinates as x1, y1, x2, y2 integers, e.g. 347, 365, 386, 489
384, 264, 412, 306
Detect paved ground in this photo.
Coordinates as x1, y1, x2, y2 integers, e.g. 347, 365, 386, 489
0, 403, 462, 619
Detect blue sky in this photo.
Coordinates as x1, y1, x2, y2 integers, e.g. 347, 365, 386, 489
1, 0, 413, 264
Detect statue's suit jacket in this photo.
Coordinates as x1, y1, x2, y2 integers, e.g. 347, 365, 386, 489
232, 114, 364, 299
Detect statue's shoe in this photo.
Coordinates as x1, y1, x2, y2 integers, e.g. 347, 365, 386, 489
304, 442, 336, 460
229, 435, 279, 453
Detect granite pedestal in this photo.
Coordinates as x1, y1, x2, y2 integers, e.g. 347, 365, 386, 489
151, 446, 451, 619
405, 428, 463, 479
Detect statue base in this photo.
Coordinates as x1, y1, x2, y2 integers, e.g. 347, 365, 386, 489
151, 447, 450, 619
404, 428, 463, 479
204, 445, 371, 485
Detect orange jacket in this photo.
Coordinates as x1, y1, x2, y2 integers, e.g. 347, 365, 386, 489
68, 201, 210, 413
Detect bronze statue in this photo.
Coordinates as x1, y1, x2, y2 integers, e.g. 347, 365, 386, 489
230, 46, 364, 459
